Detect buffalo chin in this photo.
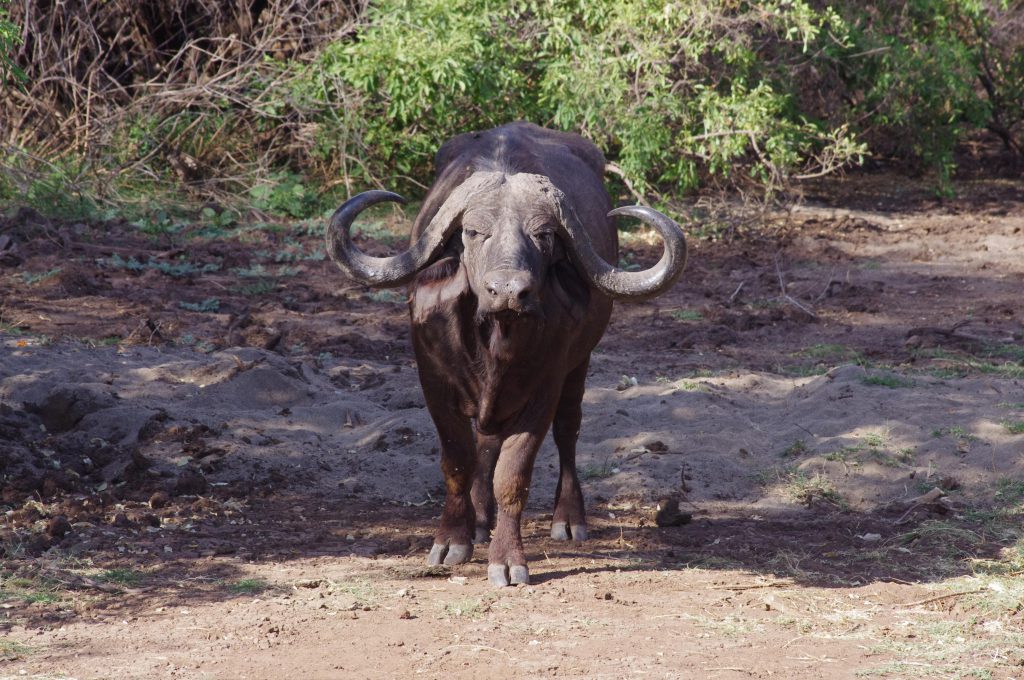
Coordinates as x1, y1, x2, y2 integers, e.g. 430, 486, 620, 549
478, 308, 543, 362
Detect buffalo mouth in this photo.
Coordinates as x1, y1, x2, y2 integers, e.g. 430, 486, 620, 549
478, 308, 543, 357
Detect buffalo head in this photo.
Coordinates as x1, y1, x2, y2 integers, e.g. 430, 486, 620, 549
325, 171, 688, 304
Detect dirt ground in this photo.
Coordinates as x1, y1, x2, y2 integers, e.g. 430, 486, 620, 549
1, 169, 1023, 679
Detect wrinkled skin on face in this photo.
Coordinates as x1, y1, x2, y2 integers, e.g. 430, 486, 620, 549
459, 180, 564, 318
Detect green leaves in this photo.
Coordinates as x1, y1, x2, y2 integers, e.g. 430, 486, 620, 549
0, 0, 26, 89
307, 0, 867, 199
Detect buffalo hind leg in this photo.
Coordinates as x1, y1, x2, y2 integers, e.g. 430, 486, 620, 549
471, 432, 500, 544
424, 406, 476, 567
550, 360, 589, 542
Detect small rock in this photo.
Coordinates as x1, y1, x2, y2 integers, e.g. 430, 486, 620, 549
149, 491, 170, 509
172, 469, 208, 496
655, 495, 692, 527
46, 515, 73, 538
139, 513, 161, 528
398, 609, 413, 620
110, 512, 134, 528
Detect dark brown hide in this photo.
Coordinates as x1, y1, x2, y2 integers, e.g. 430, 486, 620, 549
409, 123, 614, 585
325, 122, 686, 586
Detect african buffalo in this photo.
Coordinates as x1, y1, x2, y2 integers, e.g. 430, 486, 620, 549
326, 122, 687, 586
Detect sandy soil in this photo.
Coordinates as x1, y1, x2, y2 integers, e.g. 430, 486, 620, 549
1, 171, 1023, 679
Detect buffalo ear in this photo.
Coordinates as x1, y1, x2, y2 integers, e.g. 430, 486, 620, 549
551, 259, 589, 322
410, 261, 469, 323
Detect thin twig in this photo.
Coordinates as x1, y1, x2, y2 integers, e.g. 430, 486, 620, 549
709, 582, 791, 591
896, 589, 986, 608
774, 254, 818, 319
604, 162, 650, 207
728, 281, 745, 304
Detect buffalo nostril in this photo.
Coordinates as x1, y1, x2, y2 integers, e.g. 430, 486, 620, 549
515, 286, 531, 300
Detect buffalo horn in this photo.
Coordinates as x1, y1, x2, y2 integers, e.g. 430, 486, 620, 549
554, 200, 688, 301
325, 179, 476, 287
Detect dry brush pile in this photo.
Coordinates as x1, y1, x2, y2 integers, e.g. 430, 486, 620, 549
1, 0, 366, 212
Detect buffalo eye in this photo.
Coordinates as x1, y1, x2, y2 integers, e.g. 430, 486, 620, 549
463, 228, 488, 241
532, 230, 554, 249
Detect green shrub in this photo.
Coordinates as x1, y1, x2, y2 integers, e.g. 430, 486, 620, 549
0, 0, 26, 87
310, 0, 866, 198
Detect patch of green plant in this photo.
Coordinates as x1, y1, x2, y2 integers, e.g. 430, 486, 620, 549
227, 578, 269, 595
200, 206, 238, 231
102, 253, 220, 277
330, 578, 379, 606
133, 209, 188, 236
249, 171, 321, 219
796, 343, 860, 361
932, 426, 977, 441
177, 333, 216, 352
861, 374, 915, 389
233, 280, 276, 296
232, 264, 270, 278
1002, 420, 1024, 435
669, 309, 702, 322
780, 439, 808, 458
994, 478, 1024, 506
998, 402, 1024, 410
0, 637, 31, 660
823, 446, 861, 463
0, 155, 101, 220
443, 597, 491, 618
898, 520, 984, 553
862, 433, 884, 448
986, 342, 1024, 363
365, 290, 403, 304
757, 466, 847, 509
97, 568, 143, 586
674, 380, 705, 392
580, 461, 618, 480
178, 298, 221, 313
19, 267, 61, 285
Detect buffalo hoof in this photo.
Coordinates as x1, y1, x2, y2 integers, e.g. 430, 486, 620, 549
473, 526, 491, 544
488, 564, 530, 587
550, 522, 588, 542
427, 542, 473, 566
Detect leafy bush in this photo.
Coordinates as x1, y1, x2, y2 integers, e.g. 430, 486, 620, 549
314, 0, 867, 198
0, 0, 25, 87
0, 0, 1022, 216
828, 0, 1023, 194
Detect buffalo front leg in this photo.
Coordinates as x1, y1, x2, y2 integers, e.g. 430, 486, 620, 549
424, 408, 477, 567
487, 401, 557, 586
470, 432, 501, 544
550, 360, 589, 542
